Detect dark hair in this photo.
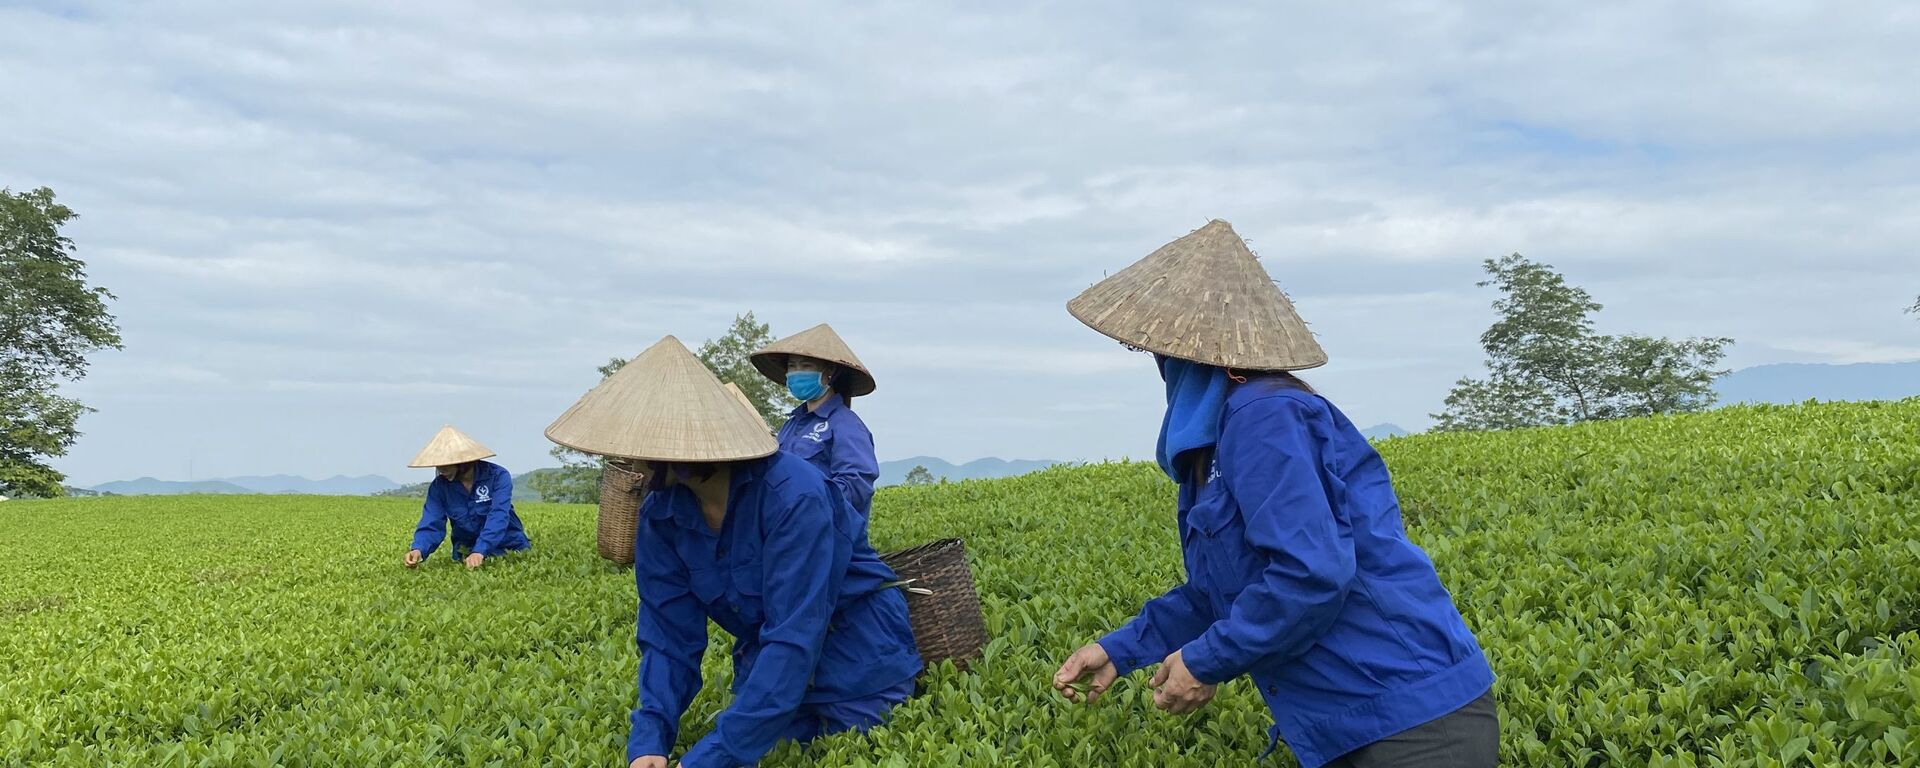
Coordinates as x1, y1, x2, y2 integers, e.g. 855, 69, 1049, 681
1273, 371, 1317, 394
833, 367, 857, 409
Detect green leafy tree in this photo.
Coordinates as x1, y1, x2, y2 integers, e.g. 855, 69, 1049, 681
1431, 373, 1560, 433
1596, 334, 1732, 419
903, 465, 936, 486
1435, 254, 1731, 432
1, 187, 121, 498
695, 312, 795, 427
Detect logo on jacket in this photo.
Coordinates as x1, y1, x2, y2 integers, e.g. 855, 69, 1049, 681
475, 485, 492, 503
1206, 460, 1221, 484
803, 421, 830, 443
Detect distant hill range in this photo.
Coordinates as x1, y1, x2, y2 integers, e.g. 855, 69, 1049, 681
89, 474, 402, 497
75, 361, 1917, 498
89, 478, 258, 496
372, 468, 561, 502
878, 457, 1060, 487
1361, 423, 1411, 441
1714, 361, 1920, 405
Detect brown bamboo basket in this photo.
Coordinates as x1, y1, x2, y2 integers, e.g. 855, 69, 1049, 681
596, 461, 647, 565
880, 538, 989, 671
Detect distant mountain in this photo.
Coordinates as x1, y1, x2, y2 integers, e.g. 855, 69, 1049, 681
1361, 423, 1411, 441
511, 469, 558, 502
90, 478, 255, 496
222, 474, 401, 495
89, 474, 400, 496
375, 482, 432, 498
879, 457, 1061, 487
1715, 362, 1920, 406
372, 469, 554, 501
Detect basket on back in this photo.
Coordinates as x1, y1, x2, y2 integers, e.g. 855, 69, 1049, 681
597, 461, 647, 565
880, 537, 989, 671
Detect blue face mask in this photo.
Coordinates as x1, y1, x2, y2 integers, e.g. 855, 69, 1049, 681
787, 371, 826, 402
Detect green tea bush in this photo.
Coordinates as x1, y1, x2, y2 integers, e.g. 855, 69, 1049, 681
2, 398, 1916, 766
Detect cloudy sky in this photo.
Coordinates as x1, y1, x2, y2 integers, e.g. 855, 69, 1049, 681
5, 1, 1916, 487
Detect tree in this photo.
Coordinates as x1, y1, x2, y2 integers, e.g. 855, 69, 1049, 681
1, 187, 121, 498
530, 314, 797, 504
1596, 334, 1731, 419
695, 312, 795, 426
1909, 295, 1918, 318
1434, 254, 1731, 432
903, 465, 936, 486
1431, 374, 1559, 433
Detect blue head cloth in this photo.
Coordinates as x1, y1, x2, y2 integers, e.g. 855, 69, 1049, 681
1154, 355, 1232, 481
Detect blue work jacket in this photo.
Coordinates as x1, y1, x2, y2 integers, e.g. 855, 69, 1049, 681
775, 395, 879, 525
409, 461, 530, 559
627, 452, 920, 767
1100, 379, 1493, 768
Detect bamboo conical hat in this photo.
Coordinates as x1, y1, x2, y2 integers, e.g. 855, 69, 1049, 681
545, 336, 778, 462
750, 323, 876, 397
1067, 219, 1327, 371
408, 425, 496, 468
724, 382, 773, 433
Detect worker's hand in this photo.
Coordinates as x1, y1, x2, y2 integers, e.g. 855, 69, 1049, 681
1150, 649, 1216, 715
630, 756, 668, 768
1053, 642, 1118, 704
464, 552, 484, 569
404, 549, 423, 568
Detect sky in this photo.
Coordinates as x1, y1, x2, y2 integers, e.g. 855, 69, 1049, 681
4, 1, 1917, 487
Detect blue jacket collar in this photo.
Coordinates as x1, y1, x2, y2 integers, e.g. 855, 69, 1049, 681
791, 393, 845, 419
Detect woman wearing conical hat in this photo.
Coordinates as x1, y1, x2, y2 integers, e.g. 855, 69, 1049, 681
546, 336, 920, 768
1051, 221, 1497, 768
403, 426, 530, 570
750, 324, 881, 524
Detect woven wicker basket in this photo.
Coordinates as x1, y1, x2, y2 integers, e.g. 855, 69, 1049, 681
880, 538, 988, 671
596, 462, 647, 565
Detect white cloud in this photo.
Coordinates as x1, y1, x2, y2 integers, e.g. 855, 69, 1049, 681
4, 1, 1916, 484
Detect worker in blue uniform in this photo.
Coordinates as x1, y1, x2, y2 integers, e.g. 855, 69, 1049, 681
1052, 221, 1498, 768
542, 335, 920, 768
752, 323, 880, 525
402, 425, 529, 570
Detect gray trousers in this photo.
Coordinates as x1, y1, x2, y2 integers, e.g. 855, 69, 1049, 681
1324, 692, 1500, 768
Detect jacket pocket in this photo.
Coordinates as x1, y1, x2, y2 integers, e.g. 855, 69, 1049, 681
730, 561, 766, 625
687, 566, 725, 604
1186, 484, 1263, 603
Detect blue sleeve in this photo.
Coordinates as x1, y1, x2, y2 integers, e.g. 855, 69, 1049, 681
680, 489, 849, 768
1098, 582, 1215, 676
1181, 397, 1356, 685
826, 415, 878, 517
627, 514, 708, 763
409, 481, 449, 556
473, 469, 515, 557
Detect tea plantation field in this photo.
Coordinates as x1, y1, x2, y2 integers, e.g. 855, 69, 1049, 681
3, 399, 1918, 766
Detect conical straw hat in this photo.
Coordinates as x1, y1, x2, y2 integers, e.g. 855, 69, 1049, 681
408, 425, 496, 468
750, 323, 876, 397
724, 381, 772, 433
545, 336, 778, 462
1067, 219, 1327, 371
